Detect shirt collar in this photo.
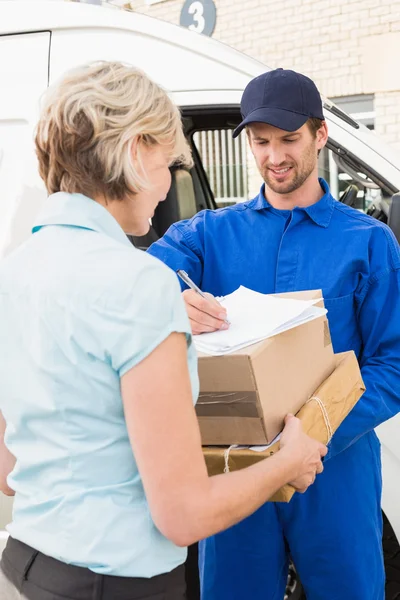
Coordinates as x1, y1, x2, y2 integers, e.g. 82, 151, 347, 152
32, 192, 133, 248
249, 178, 335, 228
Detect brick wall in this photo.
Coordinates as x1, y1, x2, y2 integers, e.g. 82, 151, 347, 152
127, 0, 400, 152
375, 91, 400, 148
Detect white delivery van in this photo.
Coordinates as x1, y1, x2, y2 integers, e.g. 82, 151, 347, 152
1, 2, 400, 599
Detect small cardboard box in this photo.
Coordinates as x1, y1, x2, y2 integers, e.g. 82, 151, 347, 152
196, 290, 336, 446
203, 350, 365, 502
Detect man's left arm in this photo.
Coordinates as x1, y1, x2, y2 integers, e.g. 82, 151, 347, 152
327, 255, 400, 460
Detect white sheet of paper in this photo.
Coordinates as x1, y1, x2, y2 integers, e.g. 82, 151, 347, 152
228, 433, 282, 454
194, 286, 326, 355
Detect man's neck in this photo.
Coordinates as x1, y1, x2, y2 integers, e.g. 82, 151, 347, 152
264, 175, 324, 211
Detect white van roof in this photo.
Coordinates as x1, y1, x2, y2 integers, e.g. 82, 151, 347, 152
0, 0, 266, 86
1, 1, 399, 177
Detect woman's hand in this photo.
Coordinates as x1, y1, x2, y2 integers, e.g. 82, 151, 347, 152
279, 414, 327, 493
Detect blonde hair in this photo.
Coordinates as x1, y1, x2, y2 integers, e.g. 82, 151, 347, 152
35, 61, 192, 200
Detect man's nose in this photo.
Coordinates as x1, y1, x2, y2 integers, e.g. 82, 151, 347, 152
268, 147, 287, 166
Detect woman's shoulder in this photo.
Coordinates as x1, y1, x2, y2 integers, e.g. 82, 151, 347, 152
101, 243, 177, 285
84, 243, 180, 308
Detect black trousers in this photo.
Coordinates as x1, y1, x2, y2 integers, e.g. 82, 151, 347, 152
0, 537, 187, 600
184, 544, 200, 600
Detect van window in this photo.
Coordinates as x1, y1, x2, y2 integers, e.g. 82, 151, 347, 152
192, 128, 261, 206
319, 95, 379, 212
318, 147, 382, 213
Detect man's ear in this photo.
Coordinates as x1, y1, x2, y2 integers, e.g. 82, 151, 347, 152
246, 128, 255, 154
316, 121, 328, 151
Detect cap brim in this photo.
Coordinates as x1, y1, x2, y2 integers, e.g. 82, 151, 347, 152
232, 107, 309, 138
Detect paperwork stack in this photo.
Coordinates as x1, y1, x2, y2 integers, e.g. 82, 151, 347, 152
195, 288, 336, 446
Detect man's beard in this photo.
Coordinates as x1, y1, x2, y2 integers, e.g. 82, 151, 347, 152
261, 144, 317, 195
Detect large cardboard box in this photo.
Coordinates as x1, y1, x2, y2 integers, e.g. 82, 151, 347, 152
196, 290, 336, 445
203, 351, 365, 502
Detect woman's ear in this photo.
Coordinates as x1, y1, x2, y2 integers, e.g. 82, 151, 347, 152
130, 136, 148, 184
130, 135, 140, 166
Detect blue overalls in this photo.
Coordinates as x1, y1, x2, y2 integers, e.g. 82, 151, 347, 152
148, 179, 400, 600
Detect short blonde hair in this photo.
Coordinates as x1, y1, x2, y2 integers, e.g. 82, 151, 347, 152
35, 61, 192, 200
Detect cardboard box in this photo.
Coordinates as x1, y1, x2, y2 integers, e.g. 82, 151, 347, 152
203, 351, 365, 502
196, 290, 336, 445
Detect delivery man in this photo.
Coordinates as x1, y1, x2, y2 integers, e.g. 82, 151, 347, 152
147, 68, 400, 600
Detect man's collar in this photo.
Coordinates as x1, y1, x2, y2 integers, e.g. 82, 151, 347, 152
32, 192, 132, 247
249, 178, 335, 228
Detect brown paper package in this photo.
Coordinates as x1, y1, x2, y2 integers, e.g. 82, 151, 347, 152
202, 351, 365, 502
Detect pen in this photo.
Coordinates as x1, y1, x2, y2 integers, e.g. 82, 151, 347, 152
176, 269, 207, 298
176, 269, 230, 325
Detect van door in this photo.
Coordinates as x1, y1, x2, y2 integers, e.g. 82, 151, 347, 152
0, 31, 50, 259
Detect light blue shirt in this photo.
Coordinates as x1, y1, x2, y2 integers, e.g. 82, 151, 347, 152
0, 192, 199, 577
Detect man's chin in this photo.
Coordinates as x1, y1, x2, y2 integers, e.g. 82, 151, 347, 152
265, 179, 297, 195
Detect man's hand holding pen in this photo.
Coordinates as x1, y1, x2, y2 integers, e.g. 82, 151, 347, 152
182, 289, 230, 335
176, 269, 230, 334
176, 270, 230, 335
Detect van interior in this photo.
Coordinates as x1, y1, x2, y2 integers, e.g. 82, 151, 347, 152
129, 107, 400, 251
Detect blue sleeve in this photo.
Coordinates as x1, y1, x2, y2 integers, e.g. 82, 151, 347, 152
147, 217, 205, 289
327, 228, 400, 460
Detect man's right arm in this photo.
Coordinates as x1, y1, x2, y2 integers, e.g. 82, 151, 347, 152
148, 220, 228, 334
147, 221, 204, 287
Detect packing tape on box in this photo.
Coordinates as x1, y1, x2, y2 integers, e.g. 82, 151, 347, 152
196, 392, 258, 417
222, 394, 333, 474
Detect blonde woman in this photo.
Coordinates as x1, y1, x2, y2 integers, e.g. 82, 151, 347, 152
0, 62, 326, 600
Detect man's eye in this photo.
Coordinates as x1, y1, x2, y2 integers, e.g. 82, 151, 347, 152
284, 139, 296, 143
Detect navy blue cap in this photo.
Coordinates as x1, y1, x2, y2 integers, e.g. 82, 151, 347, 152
233, 68, 324, 138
